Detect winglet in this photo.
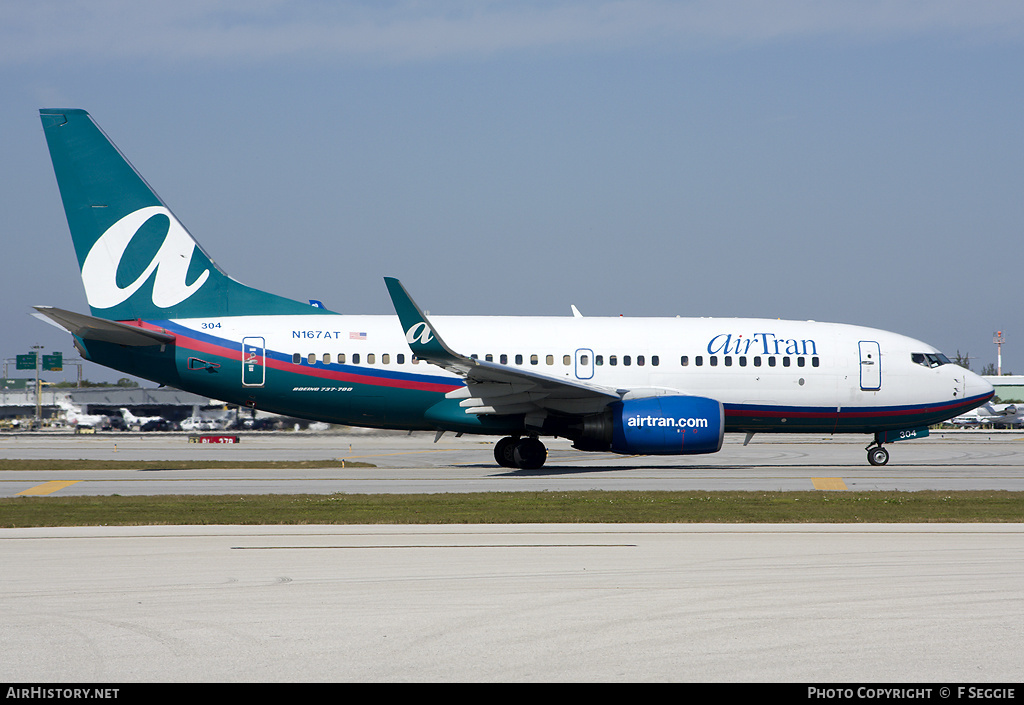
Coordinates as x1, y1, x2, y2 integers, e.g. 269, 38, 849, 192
384, 278, 465, 368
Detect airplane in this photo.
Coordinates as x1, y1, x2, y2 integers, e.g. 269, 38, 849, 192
119, 407, 164, 429
949, 402, 1024, 428
33, 108, 994, 469
56, 398, 110, 429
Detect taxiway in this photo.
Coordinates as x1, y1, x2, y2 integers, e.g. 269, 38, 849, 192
1, 431, 1023, 496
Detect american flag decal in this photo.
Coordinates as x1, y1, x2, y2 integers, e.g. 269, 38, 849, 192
350, 332, 367, 340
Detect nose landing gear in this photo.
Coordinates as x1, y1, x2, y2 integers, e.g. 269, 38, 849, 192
866, 444, 890, 466
494, 436, 548, 470
865, 428, 929, 466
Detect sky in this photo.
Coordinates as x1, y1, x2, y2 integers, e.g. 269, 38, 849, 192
2, 1, 1023, 384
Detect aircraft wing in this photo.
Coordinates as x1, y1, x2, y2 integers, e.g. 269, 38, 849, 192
384, 278, 623, 417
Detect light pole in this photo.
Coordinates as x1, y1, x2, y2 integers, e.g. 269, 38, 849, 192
993, 331, 1006, 376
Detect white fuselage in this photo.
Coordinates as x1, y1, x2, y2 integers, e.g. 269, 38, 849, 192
162, 312, 992, 434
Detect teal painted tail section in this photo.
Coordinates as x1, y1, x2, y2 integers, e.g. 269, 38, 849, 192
40, 109, 330, 321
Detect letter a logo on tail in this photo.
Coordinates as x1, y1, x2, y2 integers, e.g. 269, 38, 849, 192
81, 206, 210, 309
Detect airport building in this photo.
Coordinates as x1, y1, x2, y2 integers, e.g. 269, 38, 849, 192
0, 382, 291, 430
1, 383, 210, 425
986, 376, 1024, 401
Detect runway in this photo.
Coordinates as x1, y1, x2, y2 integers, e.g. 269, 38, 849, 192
2, 430, 1024, 496
2, 523, 1022, 682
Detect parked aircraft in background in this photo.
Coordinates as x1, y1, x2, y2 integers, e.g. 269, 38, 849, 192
119, 407, 163, 429
56, 398, 110, 429
949, 402, 1024, 428
34, 109, 994, 468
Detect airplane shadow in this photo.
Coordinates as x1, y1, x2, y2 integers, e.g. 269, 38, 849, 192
473, 461, 993, 476
481, 463, 860, 477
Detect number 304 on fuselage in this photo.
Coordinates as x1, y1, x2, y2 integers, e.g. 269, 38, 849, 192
34, 108, 993, 470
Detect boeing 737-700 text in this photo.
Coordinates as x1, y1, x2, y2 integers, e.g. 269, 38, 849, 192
34, 109, 993, 469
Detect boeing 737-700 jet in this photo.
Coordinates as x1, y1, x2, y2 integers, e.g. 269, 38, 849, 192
34, 109, 994, 469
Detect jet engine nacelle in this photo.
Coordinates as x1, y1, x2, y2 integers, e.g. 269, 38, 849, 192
574, 395, 725, 455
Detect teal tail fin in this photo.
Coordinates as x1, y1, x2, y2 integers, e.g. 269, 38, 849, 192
40, 109, 329, 320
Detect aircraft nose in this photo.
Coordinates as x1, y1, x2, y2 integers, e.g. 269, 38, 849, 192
966, 369, 995, 403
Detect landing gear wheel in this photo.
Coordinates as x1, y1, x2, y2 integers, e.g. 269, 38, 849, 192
867, 446, 890, 466
494, 436, 519, 468
512, 437, 547, 470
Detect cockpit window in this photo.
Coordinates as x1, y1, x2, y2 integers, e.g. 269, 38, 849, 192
912, 352, 951, 368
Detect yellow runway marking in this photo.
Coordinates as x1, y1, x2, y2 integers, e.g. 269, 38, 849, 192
17, 480, 80, 496
812, 477, 848, 491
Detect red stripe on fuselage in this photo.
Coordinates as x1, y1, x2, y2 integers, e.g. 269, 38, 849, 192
133, 324, 462, 395
271, 356, 461, 393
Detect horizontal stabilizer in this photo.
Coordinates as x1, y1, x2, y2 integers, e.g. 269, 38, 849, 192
33, 306, 175, 346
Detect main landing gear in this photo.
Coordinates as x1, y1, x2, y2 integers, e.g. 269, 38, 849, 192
494, 436, 548, 470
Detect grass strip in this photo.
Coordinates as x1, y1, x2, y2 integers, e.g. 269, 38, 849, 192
2, 491, 1022, 527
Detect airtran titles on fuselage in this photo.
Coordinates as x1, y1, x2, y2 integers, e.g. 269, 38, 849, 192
707, 333, 818, 357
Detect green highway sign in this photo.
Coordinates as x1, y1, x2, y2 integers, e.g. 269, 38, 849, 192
42, 352, 63, 371
15, 353, 36, 371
